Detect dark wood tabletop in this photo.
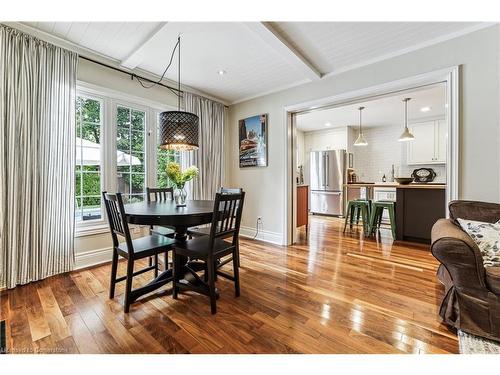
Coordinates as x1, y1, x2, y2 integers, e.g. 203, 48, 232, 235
124, 200, 215, 237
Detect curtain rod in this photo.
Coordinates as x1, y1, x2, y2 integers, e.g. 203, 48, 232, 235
79, 55, 229, 108
79, 55, 183, 94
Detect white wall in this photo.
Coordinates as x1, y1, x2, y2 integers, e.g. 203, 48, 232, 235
226, 25, 500, 242
352, 125, 446, 183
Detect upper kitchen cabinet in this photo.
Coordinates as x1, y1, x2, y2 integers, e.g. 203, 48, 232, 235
407, 120, 447, 165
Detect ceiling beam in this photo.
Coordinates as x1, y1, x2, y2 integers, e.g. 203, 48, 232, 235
244, 22, 322, 81
120, 22, 169, 69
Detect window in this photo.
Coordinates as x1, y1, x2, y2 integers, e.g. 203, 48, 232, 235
75, 84, 180, 234
75, 96, 103, 222
116, 105, 146, 203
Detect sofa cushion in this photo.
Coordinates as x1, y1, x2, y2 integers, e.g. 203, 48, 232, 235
449, 200, 500, 223
457, 218, 500, 267
486, 267, 500, 294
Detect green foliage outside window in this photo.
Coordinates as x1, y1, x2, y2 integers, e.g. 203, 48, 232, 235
76, 97, 102, 220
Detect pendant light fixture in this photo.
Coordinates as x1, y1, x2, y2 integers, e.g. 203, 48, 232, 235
354, 106, 368, 146
159, 36, 199, 151
398, 97, 415, 142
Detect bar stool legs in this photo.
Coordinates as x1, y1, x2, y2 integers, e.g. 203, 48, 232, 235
343, 200, 371, 235
368, 201, 396, 238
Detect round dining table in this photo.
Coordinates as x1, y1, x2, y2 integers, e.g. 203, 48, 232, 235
123, 199, 215, 292
124, 199, 215, 241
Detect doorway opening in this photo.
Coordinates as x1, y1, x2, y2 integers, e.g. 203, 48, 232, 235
285, 67, 459, 245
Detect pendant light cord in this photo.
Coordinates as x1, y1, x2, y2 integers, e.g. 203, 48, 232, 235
178, 35, 181, 110
404, 98, 408, 129
358, 106, 364, 133
134, 37, 181, 97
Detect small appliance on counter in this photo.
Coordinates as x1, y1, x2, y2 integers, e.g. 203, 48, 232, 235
347, 169, 357, 183
411, 168, 436, 183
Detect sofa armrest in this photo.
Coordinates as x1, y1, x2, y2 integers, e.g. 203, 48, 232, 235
449, 200, 500, 223
431, 218, 487, 290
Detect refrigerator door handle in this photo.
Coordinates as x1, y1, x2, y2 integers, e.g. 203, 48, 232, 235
326, 154, 329, 187
312, 191, 342, 195
322, 153, 326, 186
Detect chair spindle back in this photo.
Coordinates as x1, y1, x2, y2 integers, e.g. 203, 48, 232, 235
146, 187, 174, 202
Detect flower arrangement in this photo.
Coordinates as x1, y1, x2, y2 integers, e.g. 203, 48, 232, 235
165, 162, 199, 189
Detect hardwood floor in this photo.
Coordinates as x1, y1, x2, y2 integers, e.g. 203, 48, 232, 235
0, 215, 458, 354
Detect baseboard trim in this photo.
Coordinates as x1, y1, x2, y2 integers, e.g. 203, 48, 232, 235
239, 226, 284, 245
74, 247, 113, 270
74, 226, 283, 270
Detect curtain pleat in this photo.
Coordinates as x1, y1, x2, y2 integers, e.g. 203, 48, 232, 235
182, 93, 226, 200
0, 25, 77, 289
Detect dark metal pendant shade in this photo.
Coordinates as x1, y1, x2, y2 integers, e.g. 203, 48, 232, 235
159, 110, 199, 151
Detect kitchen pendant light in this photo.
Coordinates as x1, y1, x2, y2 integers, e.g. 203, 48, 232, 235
354, 106, 368, 146
398, 98, 415, 142
159, 36, 199, 151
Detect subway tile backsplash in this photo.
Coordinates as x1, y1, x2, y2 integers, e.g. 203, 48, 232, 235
352, 125, 446, 183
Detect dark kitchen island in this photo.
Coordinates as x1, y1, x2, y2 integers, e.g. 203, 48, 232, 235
345, 183, 446, 243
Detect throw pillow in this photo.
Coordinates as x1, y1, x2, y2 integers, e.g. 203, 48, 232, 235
457, 218, 500, 267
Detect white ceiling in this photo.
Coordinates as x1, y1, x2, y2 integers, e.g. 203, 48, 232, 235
22, 22, 490, 104
296, 83, 446, 132
269, 22, 482, 75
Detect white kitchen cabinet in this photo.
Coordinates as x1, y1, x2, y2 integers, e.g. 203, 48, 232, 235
407, 120, 447, 165
435, 120, 447, 163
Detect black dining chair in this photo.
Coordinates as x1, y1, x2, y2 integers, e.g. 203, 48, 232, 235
146, 187, 176, 270
172, 190, 245, 314
187, 187, 243, 271
102, 192, 176, 313
187, 187, 242, 236
146, 187, 176, 237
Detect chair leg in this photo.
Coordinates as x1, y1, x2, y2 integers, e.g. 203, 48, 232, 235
172, 251, 178, 299
343, 202, 351, 232
124, 258, 134, 313
233, 251, 240, 298
361, 205, 368, 235
235, 241, 241, 268
368, 206, 377, 236
154, 253, 159, 278
388, 205, 396, 239
207, 258, 217, 314
109, 248, 119, 299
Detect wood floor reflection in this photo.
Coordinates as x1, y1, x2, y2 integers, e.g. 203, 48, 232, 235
0, 215, 458, 353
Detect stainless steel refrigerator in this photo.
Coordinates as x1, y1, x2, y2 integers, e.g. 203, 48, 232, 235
309, 149, 346, 216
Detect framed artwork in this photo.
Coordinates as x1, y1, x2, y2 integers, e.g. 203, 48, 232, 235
239, 114, 268, 168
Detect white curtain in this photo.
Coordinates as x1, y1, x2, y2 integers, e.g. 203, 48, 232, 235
0, 25, 78, 289
182, 92, 226, 200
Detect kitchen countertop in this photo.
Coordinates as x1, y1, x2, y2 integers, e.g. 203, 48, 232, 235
344, 182, 446, 189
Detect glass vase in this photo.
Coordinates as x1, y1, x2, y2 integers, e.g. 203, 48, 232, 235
174, 185, 187, 207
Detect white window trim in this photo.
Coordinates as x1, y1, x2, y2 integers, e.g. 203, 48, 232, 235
75, 81, 176, 237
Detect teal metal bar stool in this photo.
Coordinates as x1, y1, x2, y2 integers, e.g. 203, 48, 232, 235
368, 200, 396, 238
343, 199, 371, 234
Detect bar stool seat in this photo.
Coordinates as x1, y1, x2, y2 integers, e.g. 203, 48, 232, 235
343, 199, 371, 234
368, 200, 396, 238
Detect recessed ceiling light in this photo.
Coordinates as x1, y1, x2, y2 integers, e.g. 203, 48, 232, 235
420, 106, 431, 112
217, 70, 226, 76
324, 122, 331, 127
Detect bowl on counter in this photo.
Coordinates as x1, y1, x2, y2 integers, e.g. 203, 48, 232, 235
395, 177, 414, 185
